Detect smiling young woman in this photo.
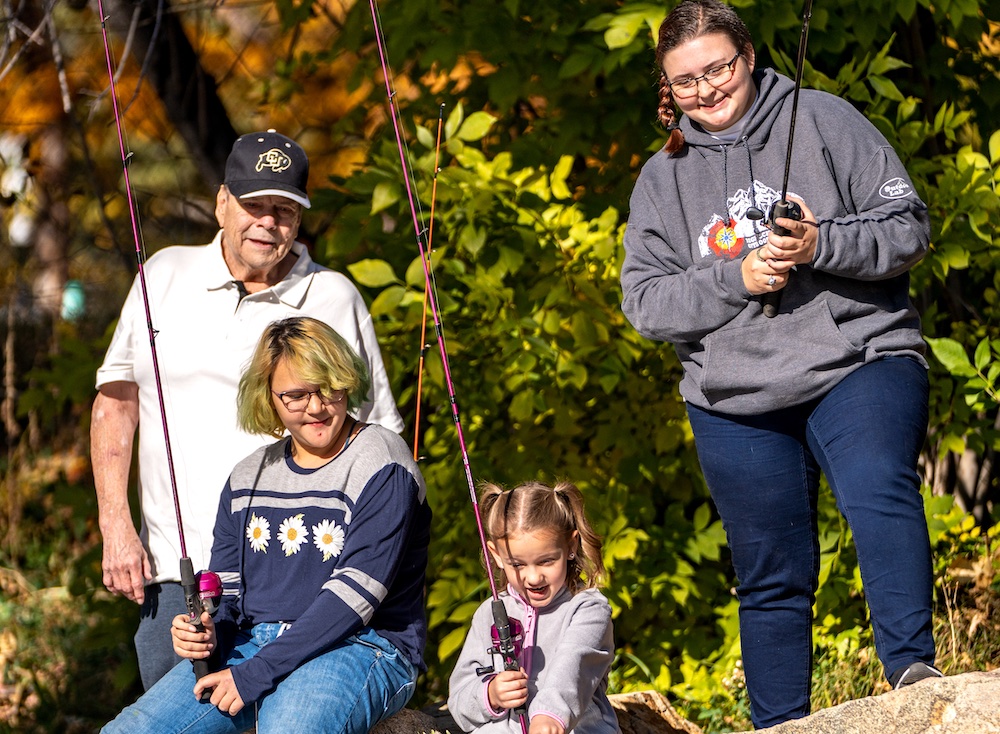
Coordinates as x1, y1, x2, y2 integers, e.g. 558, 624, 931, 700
661, 34, 756, 132
620, 0, 941, 728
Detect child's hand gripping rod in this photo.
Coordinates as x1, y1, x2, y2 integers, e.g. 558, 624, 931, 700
97, 0, 216, 700
758, 0, 813, 318
491, 600, 527, 718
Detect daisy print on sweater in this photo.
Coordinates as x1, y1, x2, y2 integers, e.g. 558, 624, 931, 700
279, 514, 309, 556
246, 513, 271, 553
313, 519, 346, 561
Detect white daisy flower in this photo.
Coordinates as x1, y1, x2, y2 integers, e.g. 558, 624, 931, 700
312, 519, 345, 561
278, 514, 309, 556
246, 513, 270, 553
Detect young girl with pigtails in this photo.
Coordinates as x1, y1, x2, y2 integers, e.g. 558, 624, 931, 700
448, 481, 620, 734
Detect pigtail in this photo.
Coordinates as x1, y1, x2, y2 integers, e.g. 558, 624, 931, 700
477, 482, 511, 589
553, 482, 607, 592
657, 74, 685, 155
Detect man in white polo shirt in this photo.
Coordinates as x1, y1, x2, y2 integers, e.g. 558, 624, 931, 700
91, 130, 405, 690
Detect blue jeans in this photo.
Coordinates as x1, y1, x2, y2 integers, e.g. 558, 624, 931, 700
686, 358, 935, 729
103, 625, 417, 734
135, 582, 187, 690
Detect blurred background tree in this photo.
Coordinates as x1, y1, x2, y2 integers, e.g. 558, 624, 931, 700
0, 0, 997, 731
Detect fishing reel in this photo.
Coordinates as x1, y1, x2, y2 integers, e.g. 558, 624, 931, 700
196, 570, 223, 616
746, 199, 802, 237
181, 560, 221, 698
475, 606, 525, 677
747, 199, 803, 318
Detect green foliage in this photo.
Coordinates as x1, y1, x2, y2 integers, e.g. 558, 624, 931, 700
320, 103, 737, 703
3, 0, 1000, 730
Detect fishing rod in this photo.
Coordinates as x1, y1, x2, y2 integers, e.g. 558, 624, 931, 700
366, 2, 527, 730
413, 104, 446, 462
97, 0, 218, 697
752, 0, 813, 318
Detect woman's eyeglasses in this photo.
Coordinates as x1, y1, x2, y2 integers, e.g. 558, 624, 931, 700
272, 389, 346, 412
667, 53, 742, 98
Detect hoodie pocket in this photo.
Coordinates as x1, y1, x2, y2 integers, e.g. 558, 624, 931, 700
700, 299, 864, 409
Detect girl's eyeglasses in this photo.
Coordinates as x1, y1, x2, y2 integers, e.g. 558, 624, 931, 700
272, 389, 346, 412
667, 53, 742, 98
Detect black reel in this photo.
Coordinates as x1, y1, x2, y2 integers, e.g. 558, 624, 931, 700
759, 199, 803, 317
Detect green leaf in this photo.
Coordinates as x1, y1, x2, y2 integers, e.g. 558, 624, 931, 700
370, 181, 399, 215
925, 337, 976, 377
437, 626, 468, 662
444, 102, 464, 141
369, 285, 406, 317
940, 432, 967, 456
347, 259, 399, 288
692, 502, 711, 531
509, 390, 534, 421
550, 155, 574, 200
868, 76, 904, 102
456, 111, 498, 142
415, 124, 434, 150
974, 339, 992, 372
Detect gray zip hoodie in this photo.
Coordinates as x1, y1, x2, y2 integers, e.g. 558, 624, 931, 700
448, 586, 619, 734
621, 69, 929, 415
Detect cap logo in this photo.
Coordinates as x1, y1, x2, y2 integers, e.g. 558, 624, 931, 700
256, 148, 292, 174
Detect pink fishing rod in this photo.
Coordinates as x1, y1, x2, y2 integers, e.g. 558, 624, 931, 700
96, 0, 216, 696
367, 3, 528, 731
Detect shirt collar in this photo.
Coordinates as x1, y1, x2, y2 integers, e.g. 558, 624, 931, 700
203, 230, 316, 308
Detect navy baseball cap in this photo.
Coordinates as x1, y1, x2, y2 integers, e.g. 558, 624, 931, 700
224, 130, 311, 209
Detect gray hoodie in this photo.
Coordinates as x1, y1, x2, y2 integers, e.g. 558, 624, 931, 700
621, 69, 929, 415
448, 586, 619, 734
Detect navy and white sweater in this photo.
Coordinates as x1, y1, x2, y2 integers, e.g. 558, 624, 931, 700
621, 68, 930, 415
210, 424, 431, 703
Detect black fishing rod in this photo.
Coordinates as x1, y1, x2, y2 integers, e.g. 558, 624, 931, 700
752, 0, 814, 318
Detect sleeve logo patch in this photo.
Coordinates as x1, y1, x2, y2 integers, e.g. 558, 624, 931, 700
879, 177, 912, 199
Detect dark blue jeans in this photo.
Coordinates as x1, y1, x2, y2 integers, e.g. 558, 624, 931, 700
686, 357, 935, 729
135, 582, 186, 690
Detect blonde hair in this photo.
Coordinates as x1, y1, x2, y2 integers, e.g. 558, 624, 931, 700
479, 480, 606, 594
237, 317, 371, 437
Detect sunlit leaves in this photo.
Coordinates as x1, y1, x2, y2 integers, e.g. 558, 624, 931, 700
346, 258, 399, 287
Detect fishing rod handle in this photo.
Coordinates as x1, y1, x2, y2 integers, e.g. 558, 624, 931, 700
491, 600, 528, 718
180, 557, 213, 702
763, 199, 803, 317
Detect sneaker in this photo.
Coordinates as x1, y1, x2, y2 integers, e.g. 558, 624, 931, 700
891, 661, 944, 689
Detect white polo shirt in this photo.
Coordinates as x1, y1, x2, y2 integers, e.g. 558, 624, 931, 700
96, 232, 405, 583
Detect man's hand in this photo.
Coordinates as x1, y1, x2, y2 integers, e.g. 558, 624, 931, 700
101, 521, 152, 603
92, 382, 147, 603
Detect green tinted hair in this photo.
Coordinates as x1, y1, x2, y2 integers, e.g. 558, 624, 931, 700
237, 317, 371, 437
479, 480, 607, 594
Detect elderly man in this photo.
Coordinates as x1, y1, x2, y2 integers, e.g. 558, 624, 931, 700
91, 130, 404, 689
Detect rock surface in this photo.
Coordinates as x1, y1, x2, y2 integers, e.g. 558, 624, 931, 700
373, 692, 699, 734
372, 670, 1000, 734
759, 669, 1000, 733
